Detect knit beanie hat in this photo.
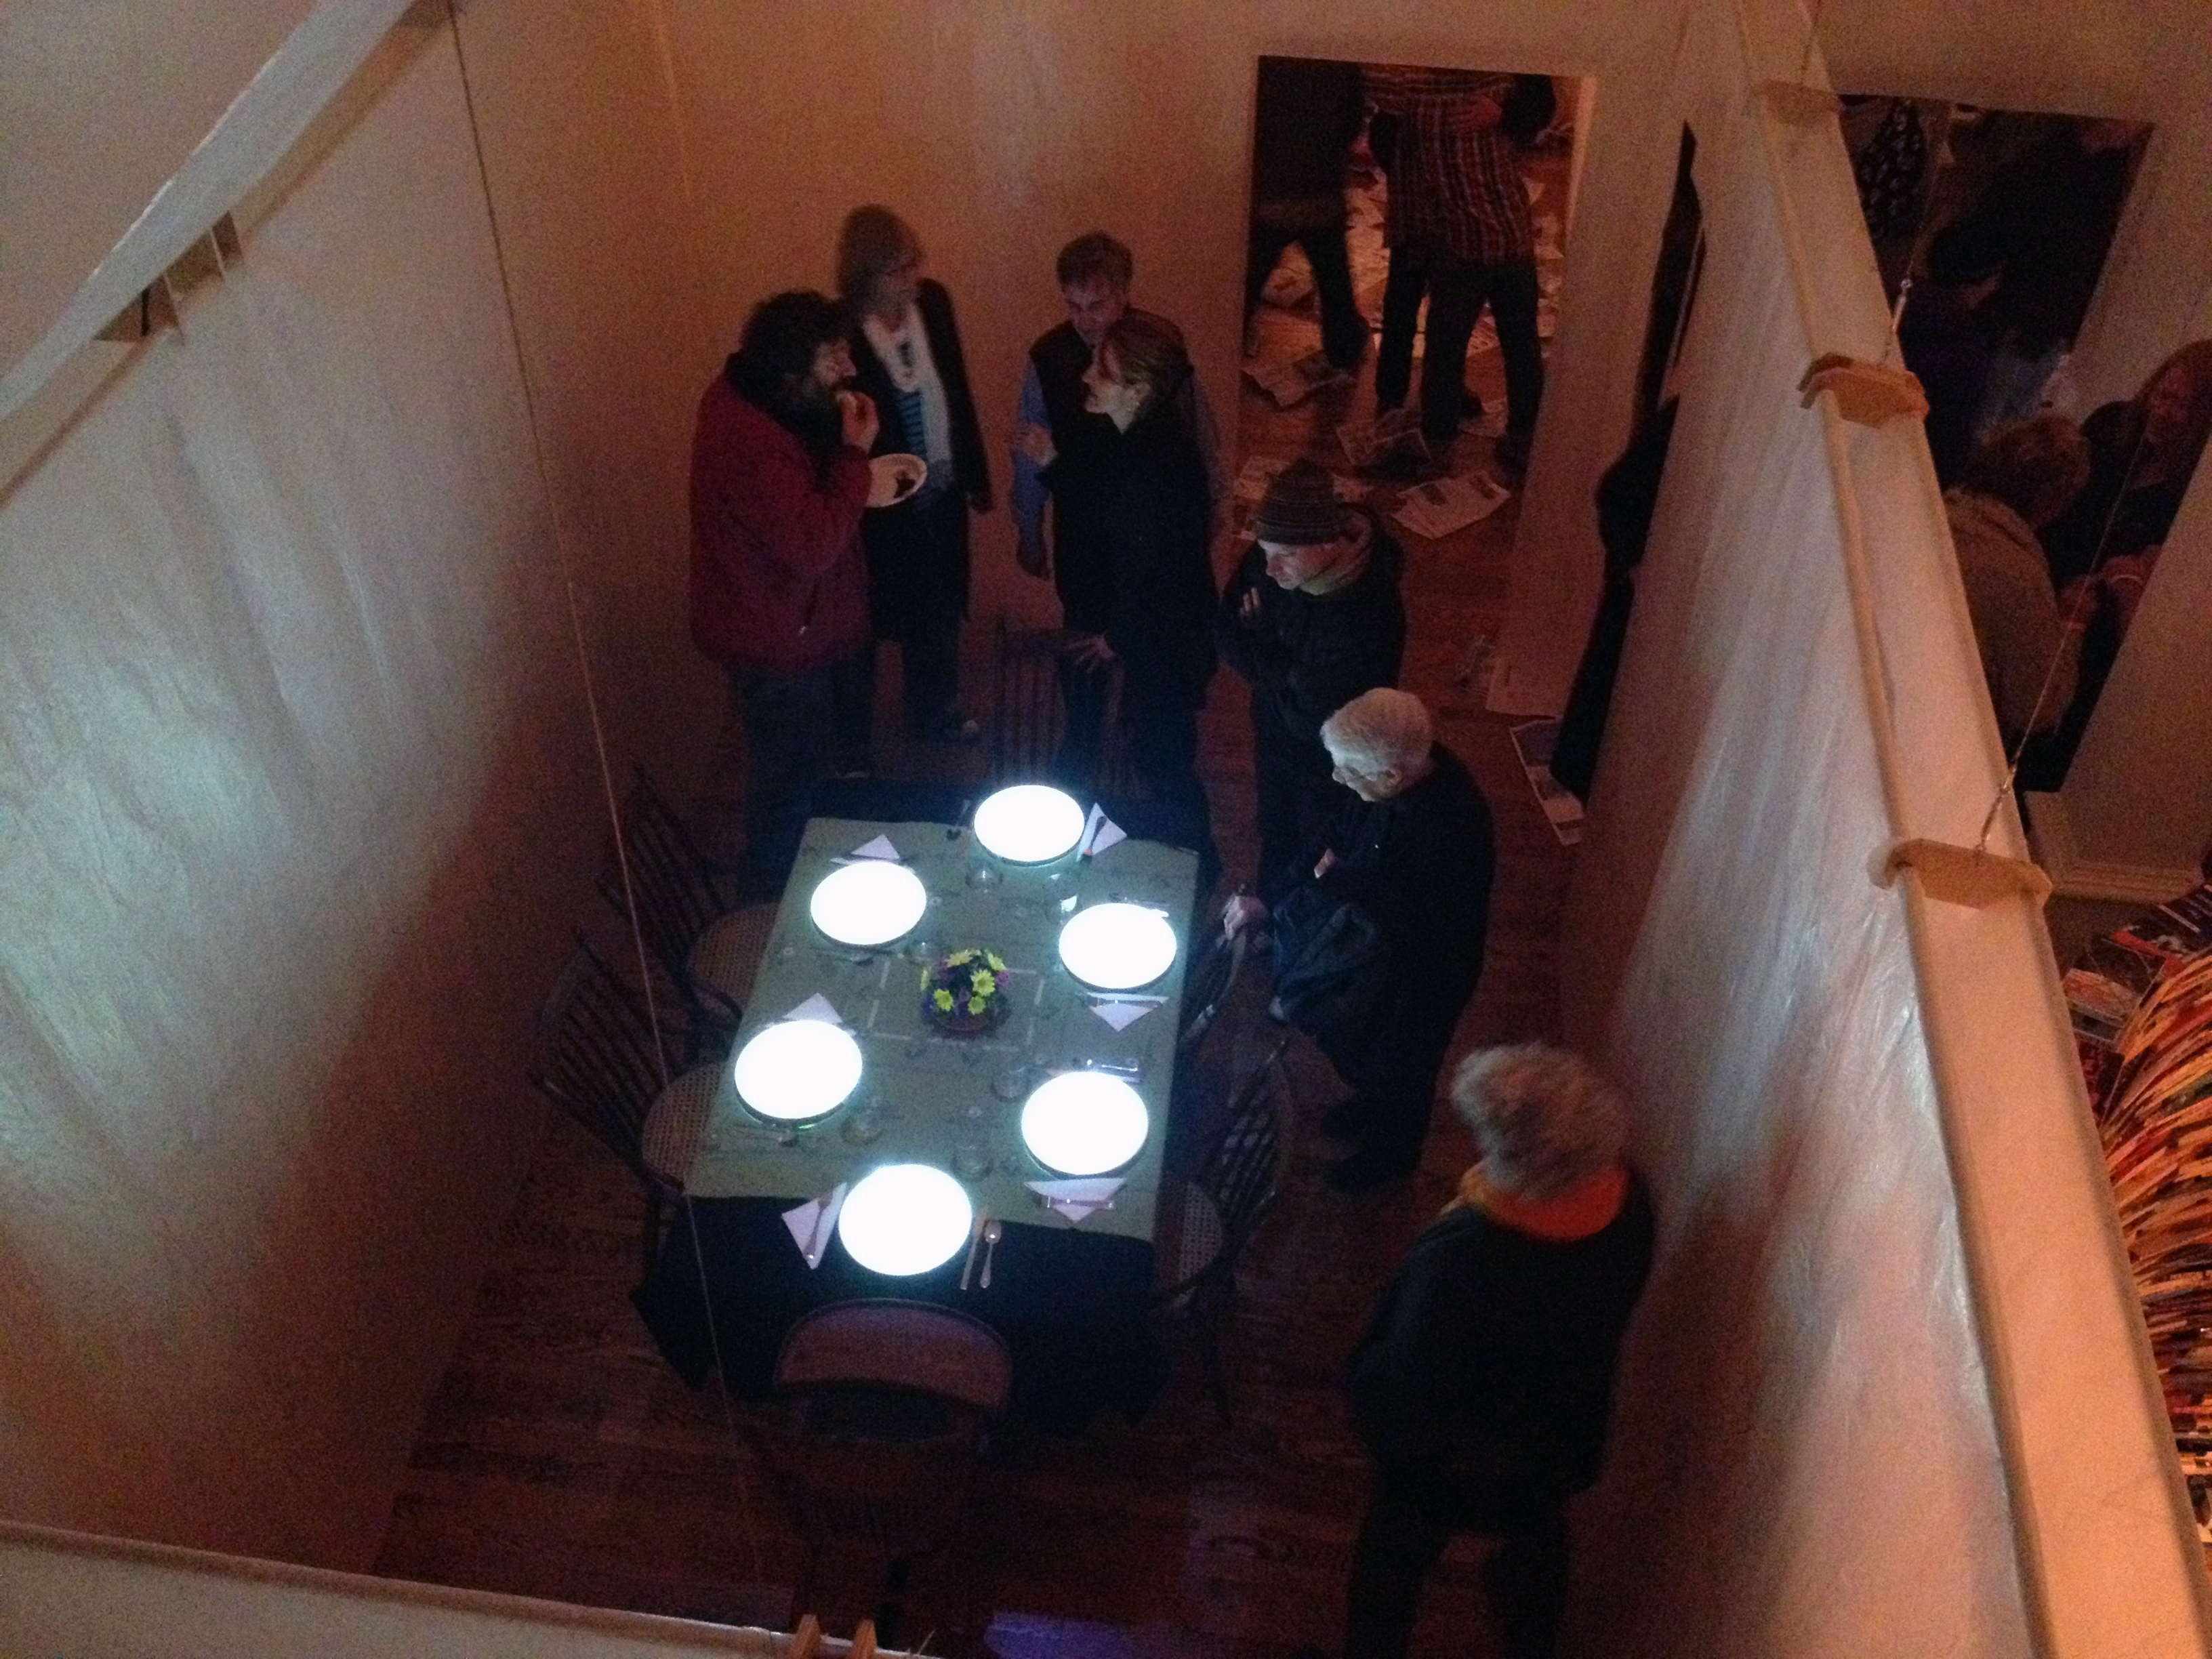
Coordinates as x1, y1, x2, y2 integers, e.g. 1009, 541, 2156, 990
1252, 459, 1345, 545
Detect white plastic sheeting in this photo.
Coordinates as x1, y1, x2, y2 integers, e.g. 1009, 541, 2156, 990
1564, 4, 2210, 1655
0, 18, 602, 1562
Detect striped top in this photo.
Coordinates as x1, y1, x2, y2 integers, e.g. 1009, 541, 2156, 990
1365, 65, 1534, 266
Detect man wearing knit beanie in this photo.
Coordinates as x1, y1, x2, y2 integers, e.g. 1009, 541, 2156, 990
1219, 459, 1407, 897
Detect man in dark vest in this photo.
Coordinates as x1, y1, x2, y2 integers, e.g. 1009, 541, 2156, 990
1011, 232, 1223, 783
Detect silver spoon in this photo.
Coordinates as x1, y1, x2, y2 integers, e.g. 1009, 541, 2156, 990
979, 1218, 1004, 1289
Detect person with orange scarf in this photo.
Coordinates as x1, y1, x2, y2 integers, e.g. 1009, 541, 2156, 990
1336, 1044, 1654, 1659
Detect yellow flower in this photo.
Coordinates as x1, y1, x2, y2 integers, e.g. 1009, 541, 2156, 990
967, 996, 987, 1016
933, 988, 955, 1012
970, 968, 995, 994
947, 949, 975, 966
985, 951, 1006, 972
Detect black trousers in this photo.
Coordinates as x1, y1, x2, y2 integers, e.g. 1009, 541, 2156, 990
1245, 216, 1369, 369
1375, 241, 1545, 446
1054, 654, 1113, 792
866, 619, 961, 735
1345, 1467, 1571, 1659
731, 653, 872, 897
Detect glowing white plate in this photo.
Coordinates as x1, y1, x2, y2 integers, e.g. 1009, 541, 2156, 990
837, 1163, 975, 1276
1057, 902, 1178, 991
972, 783, 1086, 863
731, 1019, 863, 1122
1021, 1071, 1151, 1176
808, 859, 927, 947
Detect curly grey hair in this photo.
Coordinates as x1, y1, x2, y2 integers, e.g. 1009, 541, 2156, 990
1320, 687, 1432, 781
1451, 1043, 1628, 1200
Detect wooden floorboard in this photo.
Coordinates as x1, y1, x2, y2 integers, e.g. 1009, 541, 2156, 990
377, 145, 1580, 1658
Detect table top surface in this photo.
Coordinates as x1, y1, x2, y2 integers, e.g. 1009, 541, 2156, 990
687, 814, 1201, 1248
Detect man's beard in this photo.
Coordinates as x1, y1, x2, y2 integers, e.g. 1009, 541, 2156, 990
781, 377, 845, 458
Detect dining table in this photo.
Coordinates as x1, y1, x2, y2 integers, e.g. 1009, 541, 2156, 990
630, 806, 1202, 1430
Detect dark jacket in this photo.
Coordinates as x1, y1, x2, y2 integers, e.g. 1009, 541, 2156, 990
1100, 394, 1218, 705
1217, 517, 1407, 760
1349, 1173, 1654, 1507
848, 279, 991, 638
1029, 307, 1190, 633
1896, 285, 1996, 488
2042, 398, 2194, 584
1553, 397, 1679, 802
688, 371, 872, 678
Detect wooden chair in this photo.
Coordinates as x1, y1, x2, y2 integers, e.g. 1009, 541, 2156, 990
745, 1300, 1012, 1643
528, 935, 721, 1279
991, 618, 1076, 786
1153, 1039, 1295, 1425
1176, 924, 1249, 1061
596, 769, 770, 1052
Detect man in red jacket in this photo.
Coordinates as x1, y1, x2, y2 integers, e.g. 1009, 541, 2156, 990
691, 290, 880, 896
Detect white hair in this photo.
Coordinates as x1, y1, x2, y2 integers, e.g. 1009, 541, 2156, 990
1451, 1044, 1628, 1200
1320, 687, 1432, 779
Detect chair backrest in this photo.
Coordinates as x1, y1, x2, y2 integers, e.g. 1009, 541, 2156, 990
775, 1299, 1012, 1417
1195, 1040, 1295, 1251
598, 770, 735, 991
1177, 926, 1248, 1057
529, 935, 680, 1189
991, 618, 1073, 785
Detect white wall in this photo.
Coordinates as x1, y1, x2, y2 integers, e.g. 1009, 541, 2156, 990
0, 5, 698, 1568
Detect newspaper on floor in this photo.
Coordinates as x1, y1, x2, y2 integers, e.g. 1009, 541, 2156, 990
1243, 348, 1350, 409
1338, 406, 1429, 470
1510, 718, 1584, 847
1231, 454, 1372, 506
1392, 471, 1513, 540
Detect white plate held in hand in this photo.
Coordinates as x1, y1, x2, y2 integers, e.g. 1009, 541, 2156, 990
867, 453, 926, 508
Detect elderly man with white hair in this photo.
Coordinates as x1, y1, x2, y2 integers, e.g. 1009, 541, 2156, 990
1225, 687, 1495, 1191
1334, 1043, 1654, 1659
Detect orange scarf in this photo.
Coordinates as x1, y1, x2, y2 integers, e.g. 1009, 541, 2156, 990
1446, 1162, 1628, 1241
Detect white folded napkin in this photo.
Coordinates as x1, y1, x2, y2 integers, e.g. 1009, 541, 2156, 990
1027, 1176, 1124, 1225
849, 834, 901, 861
783, 992, 843, 1025
782, 1183, 849, 1268
1079, 805, 1126, 858
1088, 999, 1156, 1031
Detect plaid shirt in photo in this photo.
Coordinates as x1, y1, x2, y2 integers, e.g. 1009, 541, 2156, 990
1365, 66, 1534, 267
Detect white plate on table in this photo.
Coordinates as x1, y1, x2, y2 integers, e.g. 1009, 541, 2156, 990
972, 783, 1086, 863
809, 858, 927, 947
1058, 901, 1178, 991
1021, 1071, 1150, 1176
837, 1163, 974, 1275
867, 453, 926, 508
731, 1019, 863, 1123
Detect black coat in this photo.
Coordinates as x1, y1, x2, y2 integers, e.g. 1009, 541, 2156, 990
1308, 744, 1494, 1083
1349, 1174, 1654, 1507
1099, 395, 1218, 705
848, 279, 991, 639
1218, 518, 1407, 762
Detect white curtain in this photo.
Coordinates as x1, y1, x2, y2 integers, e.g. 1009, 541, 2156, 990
1563, 3, 2208, 1654
0, 22, 603, 1563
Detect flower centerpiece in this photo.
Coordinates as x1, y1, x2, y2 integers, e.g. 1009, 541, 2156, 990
921, 947, 1012, 1035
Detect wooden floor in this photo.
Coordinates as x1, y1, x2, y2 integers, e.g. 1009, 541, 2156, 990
375, 152, 1581, 1659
